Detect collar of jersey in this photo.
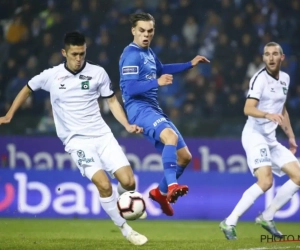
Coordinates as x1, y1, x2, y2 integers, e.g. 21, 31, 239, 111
264, 67, 279, 81
64, 61, 87, 75
130, 42, 149, 51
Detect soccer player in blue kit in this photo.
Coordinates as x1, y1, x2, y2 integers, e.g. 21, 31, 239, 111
119, 13, 210, 216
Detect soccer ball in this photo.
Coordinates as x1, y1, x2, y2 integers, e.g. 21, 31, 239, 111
117, 191, 146, 220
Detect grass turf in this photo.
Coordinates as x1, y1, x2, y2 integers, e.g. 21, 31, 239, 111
0, 219, 299, 250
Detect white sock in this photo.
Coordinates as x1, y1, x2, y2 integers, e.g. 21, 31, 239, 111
99, 191, 132, 236
262, 179, 300, 221
117, 182, 134, 196
226, 183, 264, 226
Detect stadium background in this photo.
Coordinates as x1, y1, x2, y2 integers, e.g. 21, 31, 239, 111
0, 0, 300, 222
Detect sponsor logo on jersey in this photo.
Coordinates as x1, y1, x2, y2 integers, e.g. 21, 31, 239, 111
57, 75, 71, 81
146, 73, 156, 80
59, 83, 66, 89
122, 66, 139, 75
79, 75, 92, 80
153, 118, 167, 127
81, 81, 90, 90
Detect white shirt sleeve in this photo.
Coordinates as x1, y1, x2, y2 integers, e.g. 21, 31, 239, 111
27, 68, 52, 91
98, 68, 114, 98
247, 74, 265, 100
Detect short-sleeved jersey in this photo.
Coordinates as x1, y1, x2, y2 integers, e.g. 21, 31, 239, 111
119, 43, 163, 121
28, 61, 114, 145
245, 67, 290, 136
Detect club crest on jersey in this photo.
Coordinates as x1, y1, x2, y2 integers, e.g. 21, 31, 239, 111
79, 75, 92, 80
282, 87, 287, 95
76, 150, 95, 166
77, 150, 85, 158
260, 148, 267, 157
81, 81, 90, 90
122, 66, 139, 75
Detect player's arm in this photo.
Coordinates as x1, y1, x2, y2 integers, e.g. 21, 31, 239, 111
245, 75, 283, 124
0, 85, 32, 124
124, 75, 173, 96
280, 106, 294, 138
154, 52, 210, 75
105, 95, 143, 134
244, 98, 284, 125
0, 68, 51, 125
244, 98, 268, 118
281, 106, 297, 154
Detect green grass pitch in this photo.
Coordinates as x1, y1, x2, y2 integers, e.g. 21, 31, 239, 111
0, 219, 299, 250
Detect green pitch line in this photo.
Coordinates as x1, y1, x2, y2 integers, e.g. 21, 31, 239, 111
0, 219, 299, 250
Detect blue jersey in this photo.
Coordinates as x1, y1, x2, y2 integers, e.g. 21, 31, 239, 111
119, 42, 163, 121
119, 42, 192, 151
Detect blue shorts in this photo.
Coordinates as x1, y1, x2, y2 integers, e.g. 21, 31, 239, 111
133, 108, 186, 153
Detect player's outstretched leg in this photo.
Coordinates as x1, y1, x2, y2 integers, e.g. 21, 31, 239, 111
219, 220, 237, 240
93, 170, 148, 245
100, 190, 148, 245
166, 183, 189, 203
149, 186, 174, 216
220, 183, 264, 240
255, 214, 283, 239
161, 143, 189, 203
158, 164, 188, 203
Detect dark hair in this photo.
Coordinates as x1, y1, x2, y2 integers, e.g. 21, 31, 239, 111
264, 42, 283, 54
129, 12, 155, 27
64, 31, 86, 49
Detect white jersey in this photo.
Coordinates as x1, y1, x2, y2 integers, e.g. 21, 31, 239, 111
244, 67, 290, 138
28, 61, 114, 145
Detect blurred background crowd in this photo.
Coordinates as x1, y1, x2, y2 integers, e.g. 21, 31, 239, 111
0, 0, 299, 138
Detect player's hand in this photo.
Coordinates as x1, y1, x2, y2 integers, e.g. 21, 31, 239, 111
191, 55, 210, 67
289, 137, 298, 154
158, 74, 173, 86
126, 124, 143, 134
265, 113, 284, 125
0, 115, 12, 125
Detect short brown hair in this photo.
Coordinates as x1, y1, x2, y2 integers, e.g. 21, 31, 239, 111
129, 12, 155, 27
264, 42, 283, 54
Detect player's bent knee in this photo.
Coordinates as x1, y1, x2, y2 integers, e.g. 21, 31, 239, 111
91, 172, 113, 196
114, 165, 136, 190
291, 175, 300, 186
160, 128, 178, 145
178, 152, 192, 166
95, 181, 113, 197
257, 178, 273, 192
120, 175, 136, 190
283, 161, 300, 186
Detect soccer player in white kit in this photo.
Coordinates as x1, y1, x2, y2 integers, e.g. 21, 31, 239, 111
0, 31, 148, 246
220, 42, 300, 240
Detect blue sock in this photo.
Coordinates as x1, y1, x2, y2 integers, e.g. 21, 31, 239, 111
159, 145, 177, 192
176, 165, 185, 179
159, 164, 186, 194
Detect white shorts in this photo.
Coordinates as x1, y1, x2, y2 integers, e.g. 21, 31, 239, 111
65, 133, 130, 180
242, 130, 298, 177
